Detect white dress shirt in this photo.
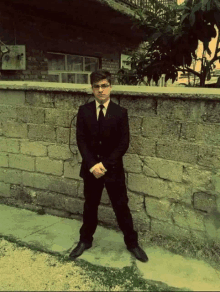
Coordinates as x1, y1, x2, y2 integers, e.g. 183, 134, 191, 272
89, 99, 110, 173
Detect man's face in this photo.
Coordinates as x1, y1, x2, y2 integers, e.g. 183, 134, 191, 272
92, 79, 112, 104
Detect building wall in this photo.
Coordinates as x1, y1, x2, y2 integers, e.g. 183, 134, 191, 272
1, 83, 220, 245
0, 6, 128, 84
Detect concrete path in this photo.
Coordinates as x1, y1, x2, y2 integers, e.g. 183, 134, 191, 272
1, 204, 220, 291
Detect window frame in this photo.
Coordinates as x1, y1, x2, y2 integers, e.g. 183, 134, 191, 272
47, 52, 99, 84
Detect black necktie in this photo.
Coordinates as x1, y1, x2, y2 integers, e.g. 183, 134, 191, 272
98, 104, 105, 135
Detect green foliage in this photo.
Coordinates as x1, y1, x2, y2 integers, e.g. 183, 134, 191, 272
117, 0, 220, 87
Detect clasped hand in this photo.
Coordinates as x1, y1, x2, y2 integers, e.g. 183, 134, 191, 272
92, 162, 107, 179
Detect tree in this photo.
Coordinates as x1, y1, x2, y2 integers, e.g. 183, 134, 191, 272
117, 0, 220, 87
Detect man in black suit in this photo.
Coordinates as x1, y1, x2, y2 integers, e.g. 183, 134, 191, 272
69, 70, 148, 262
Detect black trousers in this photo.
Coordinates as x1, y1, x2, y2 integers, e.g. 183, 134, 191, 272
79, 175, 138, 249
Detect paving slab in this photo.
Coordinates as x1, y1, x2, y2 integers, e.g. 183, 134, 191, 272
77, 225, 132, 269
22, 218, 82, 255
0, 204, 64, 239
136, 246, 220, 291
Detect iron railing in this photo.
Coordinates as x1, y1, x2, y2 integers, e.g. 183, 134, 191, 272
117, 0, 176, 8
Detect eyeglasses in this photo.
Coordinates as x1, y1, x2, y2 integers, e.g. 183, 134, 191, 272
92, 84, 110, 89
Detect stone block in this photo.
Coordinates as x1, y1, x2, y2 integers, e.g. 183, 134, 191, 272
55, 93, 86, 109
128, 173, 186, 200
64, 159, 82, 180
181, 122, 220, 146
0, 153, 8, 167
143, 157, 183, 182
16, 106, 45, 124
45, 108, 73, 127
128, 116, 142, 135
142, 117, 162, 139
25, 91, 55, 108
28, 124, 56, 142
198, 145, 220, 169
0, 167, 22, 184
0, 90, 25, 105
151, 218, 191, 240
120, 96, 157, 117
22, 172, 78, 197
142, 164, 158, 178
20, 140, 47, 156
2, 121, 28, 138
202, 101, 220, 123
56, 127, 72, 144
0, 138, 20, 153
35, 190, 66, 209
127, 191, 144, 212
128, 135, 156, 156
0, 181, 11, 197
161, 120, 181, 141
145, 197, 174, 222
193, 192, 216, 213
10, 185, 33, 203
48, 144, 72, 160
157, 99, 206, 122
182, 164, 213, 190
0, 105, 17, 122
22, 171, 36, 188
123, 154, 142, 173
157, 140, 199, 164
128, 173, 168, 197
132, 210, 151, 232
77, 181, 84, 199
180, 122, 198, 142
173, 204, 205, 232
9, 153, 35, 171
36, 157, 63, 176
63, 197, 84, 215
204, 210, 220, 242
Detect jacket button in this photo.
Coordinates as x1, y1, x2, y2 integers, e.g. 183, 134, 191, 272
99, 141, 102, 144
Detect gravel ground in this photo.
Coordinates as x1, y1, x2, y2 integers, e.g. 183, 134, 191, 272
0, 237, 184, 291
0, 238, 119, 291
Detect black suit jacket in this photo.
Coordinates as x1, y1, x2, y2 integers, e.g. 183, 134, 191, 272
76, 99, 129, 182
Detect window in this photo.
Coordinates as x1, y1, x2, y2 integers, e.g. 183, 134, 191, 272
121, 54, 131, 70
47, 52, 99, 84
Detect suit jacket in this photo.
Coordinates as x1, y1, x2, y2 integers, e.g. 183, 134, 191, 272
76, 99, 129, 182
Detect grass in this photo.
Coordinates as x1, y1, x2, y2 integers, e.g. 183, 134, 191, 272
0, 236, 191, 291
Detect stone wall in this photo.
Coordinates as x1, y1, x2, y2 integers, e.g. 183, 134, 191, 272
1, 82, 220, 245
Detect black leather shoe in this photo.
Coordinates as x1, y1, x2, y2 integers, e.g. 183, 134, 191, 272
69, 241, 92, 259
128, 246, 149, 262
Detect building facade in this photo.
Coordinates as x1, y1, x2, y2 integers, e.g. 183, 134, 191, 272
0, 0, 145, 84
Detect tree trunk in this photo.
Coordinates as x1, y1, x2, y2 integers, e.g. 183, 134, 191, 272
200, 74, 206, 87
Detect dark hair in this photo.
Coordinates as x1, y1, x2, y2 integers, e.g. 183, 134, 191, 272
90, 69, 111, 85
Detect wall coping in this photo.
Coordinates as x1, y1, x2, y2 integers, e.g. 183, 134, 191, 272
0, 81, 220, 100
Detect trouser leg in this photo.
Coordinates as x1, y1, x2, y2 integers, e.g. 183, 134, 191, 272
105, 180, 138, 249
79, 176, 104, 244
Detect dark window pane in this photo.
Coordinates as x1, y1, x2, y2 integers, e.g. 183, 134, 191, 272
67, 55, 83, 71
76, 74, 88, 84
48, 74, 59, 82
47, 53, 65, 70
85, 57, 99, 72
62, 73, 76, 83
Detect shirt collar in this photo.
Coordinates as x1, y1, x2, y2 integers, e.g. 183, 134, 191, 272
95, 98, 110, 110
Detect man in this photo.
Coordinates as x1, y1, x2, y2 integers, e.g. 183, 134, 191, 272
69, 70, 148, 263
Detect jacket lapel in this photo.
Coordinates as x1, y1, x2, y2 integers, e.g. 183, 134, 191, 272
90, 99, 115, 132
